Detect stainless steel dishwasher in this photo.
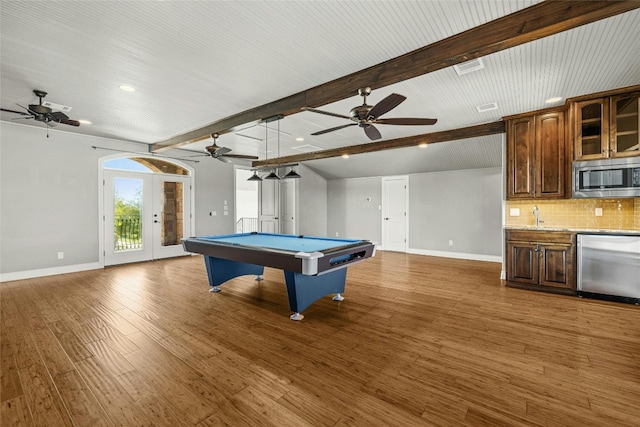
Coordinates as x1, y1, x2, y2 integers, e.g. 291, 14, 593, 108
577, 234, 640, 303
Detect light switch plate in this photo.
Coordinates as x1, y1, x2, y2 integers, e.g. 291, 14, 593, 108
509, 208, 520, 217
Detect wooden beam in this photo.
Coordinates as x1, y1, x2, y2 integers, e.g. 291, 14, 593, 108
151, 1, 639, 153
252, 121, 506, 167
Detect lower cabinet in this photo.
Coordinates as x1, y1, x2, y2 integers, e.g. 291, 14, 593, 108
505, 230, 576, 294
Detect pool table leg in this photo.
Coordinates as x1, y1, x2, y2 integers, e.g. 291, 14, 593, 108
332, 293, 344, 301
290, 312, 304, 321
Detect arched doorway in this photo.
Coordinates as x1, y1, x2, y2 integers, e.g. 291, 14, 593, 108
99, 155, 193, 266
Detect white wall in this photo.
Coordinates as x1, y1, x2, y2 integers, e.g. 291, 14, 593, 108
297, 164, 327, 236
327, 177, 382, 242
327, 168, 502, 261
0, 122, 235, 278
408, 168, 502, 259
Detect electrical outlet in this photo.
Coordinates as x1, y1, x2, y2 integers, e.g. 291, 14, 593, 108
448, 240, 454, 246
595, 207, 603, 217
335, 232, 339, 237
509, 208, 520, 217
57, 252, 64, 260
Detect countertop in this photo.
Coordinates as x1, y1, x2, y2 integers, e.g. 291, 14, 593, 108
504, 226, 640, 235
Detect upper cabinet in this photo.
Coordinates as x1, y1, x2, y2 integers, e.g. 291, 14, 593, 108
574, 91, 639, 160
506, 109, 568, 199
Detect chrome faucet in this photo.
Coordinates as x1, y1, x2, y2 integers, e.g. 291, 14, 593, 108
532, 205, 544, 227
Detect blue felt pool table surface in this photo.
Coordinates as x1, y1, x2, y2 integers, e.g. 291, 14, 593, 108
195, 232, 364, 253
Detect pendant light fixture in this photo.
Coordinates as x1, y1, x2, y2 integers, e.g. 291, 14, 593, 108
246, 114, 301, 181
247, 170, 262, 181
284, 167, 301, 179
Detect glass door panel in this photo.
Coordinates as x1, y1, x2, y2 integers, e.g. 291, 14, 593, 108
578, 101, 605, 157
612, 94, 639, 156
152, 175, 191, 259
104, 171, 153, 265
114, 177, 144, 252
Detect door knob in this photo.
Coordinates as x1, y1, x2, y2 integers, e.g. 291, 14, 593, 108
154, 220, 159, 223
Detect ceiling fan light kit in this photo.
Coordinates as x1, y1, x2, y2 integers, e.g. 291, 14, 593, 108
303, 87, 437, 141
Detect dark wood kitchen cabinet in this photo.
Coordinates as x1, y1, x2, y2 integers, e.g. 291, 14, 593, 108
505, 230, 576, 294
573, 88, 640, 160
506, 109, 569, 199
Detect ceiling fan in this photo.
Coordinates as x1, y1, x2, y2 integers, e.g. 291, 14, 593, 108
204, 133, 259, 163
302, 87, 437, 140
0, 89, 81, 127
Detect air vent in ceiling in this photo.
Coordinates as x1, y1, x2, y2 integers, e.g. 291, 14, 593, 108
476, 102, 498, 113
291, 144, 322, 152
42, 101, 72, 112
453, 58, 484, 76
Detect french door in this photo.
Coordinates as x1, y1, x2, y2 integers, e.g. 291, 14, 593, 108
104, 170, 191, 266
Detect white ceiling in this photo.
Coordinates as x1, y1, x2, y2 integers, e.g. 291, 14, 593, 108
1, 1, 639, 179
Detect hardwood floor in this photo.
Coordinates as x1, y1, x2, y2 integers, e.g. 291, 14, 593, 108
1, 251, 639, 426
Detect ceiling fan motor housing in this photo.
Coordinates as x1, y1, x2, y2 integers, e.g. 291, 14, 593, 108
350, 104, 373, 122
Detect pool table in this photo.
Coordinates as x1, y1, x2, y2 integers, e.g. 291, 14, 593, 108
182, 232, 376, 320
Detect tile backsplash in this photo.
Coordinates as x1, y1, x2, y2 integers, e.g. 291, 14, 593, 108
505, 198, 639, 230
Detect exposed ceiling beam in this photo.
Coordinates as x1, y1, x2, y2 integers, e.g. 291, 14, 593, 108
151, 1, 639, 153
252, 121, 506, 167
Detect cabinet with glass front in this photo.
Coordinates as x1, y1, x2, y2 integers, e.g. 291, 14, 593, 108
574, 90, 639, 160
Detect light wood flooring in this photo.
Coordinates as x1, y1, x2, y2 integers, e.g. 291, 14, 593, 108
1, 251, 639, 426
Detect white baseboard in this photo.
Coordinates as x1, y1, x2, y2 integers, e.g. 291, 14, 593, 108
406, 248, 502, 263
0, 262, 102, 283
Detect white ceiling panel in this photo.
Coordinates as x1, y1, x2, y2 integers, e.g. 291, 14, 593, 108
2, 1, 639, 179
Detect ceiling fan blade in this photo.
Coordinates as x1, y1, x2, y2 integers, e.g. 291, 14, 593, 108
374, 117, 438, 126
367, 93, 406, 120
223, 154, 259, 160
302, 107, 352, 120
215, 156, 233, 164
59, 119, 81, 127
1, 107, 30, 116
48, 111, 80, 126
363, 124, 382, 140
311, 123, 357, 136
49, 111, 69, 121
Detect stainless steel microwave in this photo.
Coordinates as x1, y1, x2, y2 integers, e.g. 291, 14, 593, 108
573, 158, 640, 198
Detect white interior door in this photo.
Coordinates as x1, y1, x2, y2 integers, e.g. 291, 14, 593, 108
258, 179, 279, 233
104, 171, 191, 266
280, 180, 296, 235
382, 176, 408, 252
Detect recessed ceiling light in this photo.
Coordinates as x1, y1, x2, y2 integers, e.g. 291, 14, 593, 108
545, 96, 563, 104
341, 154, 349, 159
419, 143, 428, 148
119, 85, 135, 92
78, 119, 92, 125
295, 137, 304, 142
